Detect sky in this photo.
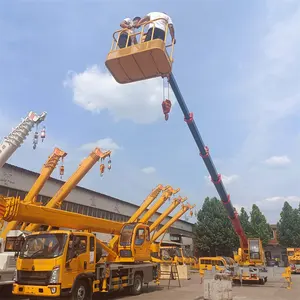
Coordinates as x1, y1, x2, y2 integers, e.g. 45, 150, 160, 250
0, 0, 300, 224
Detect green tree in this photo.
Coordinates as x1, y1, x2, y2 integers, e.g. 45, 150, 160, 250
194, 197, 239, 256
249, 204, 272, 247
237, 205, 272, 247
239, 207, 253, 237
277, 201, 300, 247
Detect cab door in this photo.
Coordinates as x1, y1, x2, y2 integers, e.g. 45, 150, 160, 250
87, 236, 96, 271
133, 226, 151, 261
62, 235, 89, 290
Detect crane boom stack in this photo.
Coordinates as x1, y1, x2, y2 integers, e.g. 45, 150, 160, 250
151, 203, 195, 242
149, 196, 187, 232
139, 186, 180, 223
129, 184, 164, 223
0, 111, 47, 168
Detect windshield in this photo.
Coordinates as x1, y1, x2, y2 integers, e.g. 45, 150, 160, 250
249, 239, 261, 260
20, 233, 67, 259
120, 224, 136, 247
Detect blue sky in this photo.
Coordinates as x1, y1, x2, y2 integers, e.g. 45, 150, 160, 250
1, 0, 300, 224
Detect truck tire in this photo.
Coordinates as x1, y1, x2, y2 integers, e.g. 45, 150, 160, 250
72, 279, 90, 300
130, 273, 143, 295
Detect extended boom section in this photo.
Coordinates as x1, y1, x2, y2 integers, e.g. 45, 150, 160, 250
139, 186, 179, 223
151, 203, 195, 242
129, 184, 164, 223
150, 196, 187, 232
168, 73, 248, 249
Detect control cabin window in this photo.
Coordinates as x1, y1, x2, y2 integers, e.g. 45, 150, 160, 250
200, 259, 212, 265
214, 260, 224, 266
120, 224, 135, 246
75, 236, 87, 254
135, 228, 145, 246
249, 240, 260, 260
67, 235, 87, 259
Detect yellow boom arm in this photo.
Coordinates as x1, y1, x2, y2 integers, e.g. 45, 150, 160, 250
139, 186, 179, 223
151, 204, 195, 241
0, 147, 67, 239
26, 147, 111, 232
0, 196, 123, 235
129, 184, 164, 223
149, 196, 187, 233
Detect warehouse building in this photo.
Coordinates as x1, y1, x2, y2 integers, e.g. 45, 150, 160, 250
0, 163, 194, 249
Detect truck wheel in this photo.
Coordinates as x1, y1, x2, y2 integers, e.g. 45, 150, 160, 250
130, 273, 143, 295
72, 280, 90, 300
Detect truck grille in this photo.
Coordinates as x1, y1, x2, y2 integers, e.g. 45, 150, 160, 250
17, 270, 52, 286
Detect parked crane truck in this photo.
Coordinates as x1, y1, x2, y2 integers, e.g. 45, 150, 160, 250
0, 111, 47, 169
104, 20, 271, 284
287, 248, 300, 274
0, 146, 111, 294
0, 147, 65, 292
0, 179, 194, 299
0, 195, 170, 298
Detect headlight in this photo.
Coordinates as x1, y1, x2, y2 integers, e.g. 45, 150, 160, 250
12, 270, 17, 282
49, 266, 60, 284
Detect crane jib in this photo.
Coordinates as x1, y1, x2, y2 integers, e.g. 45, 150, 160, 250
168, 72, 243, 236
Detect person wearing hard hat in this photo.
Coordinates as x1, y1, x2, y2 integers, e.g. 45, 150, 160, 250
118, 16, 141, 48
135, 12, 176, 44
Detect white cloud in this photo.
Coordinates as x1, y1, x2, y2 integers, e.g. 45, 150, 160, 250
264, 155, 291, 167
234, 204, 249, 214
141, 167, 156, 174
263, 196, 300, 203
204, 174, 239, 186
264, 0, 300, 75
64, 65, 175, 124
79, 138, 121, 153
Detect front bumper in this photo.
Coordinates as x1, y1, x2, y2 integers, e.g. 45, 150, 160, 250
13, 283, 61, 297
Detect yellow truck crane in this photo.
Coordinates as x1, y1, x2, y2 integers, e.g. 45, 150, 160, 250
0, 147, 110, 294
0, 148, 66, 291
105, 19, 271, 285
0, 196, 161, 299
0, 180, 194, 299
287, 248, 300, 274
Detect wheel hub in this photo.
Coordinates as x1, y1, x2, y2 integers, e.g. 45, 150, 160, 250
77, 285, 86, 300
